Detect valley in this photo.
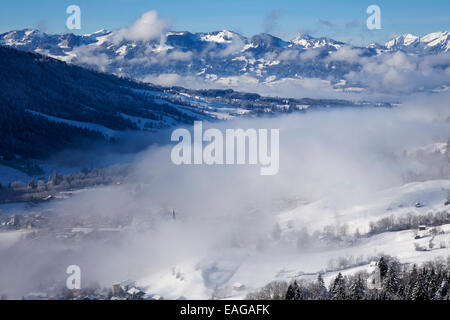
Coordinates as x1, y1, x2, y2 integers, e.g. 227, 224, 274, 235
0, 7, 449, 301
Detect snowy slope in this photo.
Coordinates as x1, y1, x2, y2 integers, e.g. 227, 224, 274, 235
26, 110, 119, 138
135, 179, 450, 299
278, 180, 450, 235
136, 224, 450, 300
386, 31, 450, 53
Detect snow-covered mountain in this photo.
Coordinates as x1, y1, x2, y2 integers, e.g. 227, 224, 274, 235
1, 29, 448, 93
290, 33, 344, 49
385, 31, 450, 54
1, 45, 389, 164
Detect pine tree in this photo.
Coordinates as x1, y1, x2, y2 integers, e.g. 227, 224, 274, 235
331, 273, 346, 300
435, 280, 449, 300
378, 257, 389, 280
426, 267, 439, 298
28, 178, 37, 190
310, 274, 327, 300
411, 271, 429, 300
285, 281, 301, 300
316, 274, 327, 300
405, 264, 418, 300
349, 275, 366, 300
383, 266, 400, 298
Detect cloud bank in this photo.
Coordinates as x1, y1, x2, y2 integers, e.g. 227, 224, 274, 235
112, 10, 170, 42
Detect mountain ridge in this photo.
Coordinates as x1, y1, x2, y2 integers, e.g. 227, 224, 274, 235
0, 45, 390, 161
2, 28, 448, 52
1, 28, 449, 94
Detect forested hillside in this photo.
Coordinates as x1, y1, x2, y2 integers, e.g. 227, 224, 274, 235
0, 46, 197, 160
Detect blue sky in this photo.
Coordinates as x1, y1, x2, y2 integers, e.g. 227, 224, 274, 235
0, 0, 449, 44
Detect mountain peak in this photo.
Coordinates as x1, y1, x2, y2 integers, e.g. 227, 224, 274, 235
1, 28, 448, 90
293, 33, 315, 39
420, 31, 449, 46
250, 33, 288, 47
84, 29, 110, 37
385, 31, 449, 52
385, 33, 419, 48
198, 30, 242, 43
0, 29, 46, 47
290, 34, 343, 49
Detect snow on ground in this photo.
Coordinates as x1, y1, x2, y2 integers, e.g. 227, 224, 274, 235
135, 179, 450, 299
129, 87, 249, 121
277, 180, 450, 234
26, 109, 119, 137
153, 99, 211, 122
119, 113, 157, 130
153, 96, 247, 121
1, 175, 448, 299
139, 258, 211, 300
137, 223, 450, 300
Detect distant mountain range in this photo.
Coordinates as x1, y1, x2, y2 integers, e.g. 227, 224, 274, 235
0, 45, 389, 162
1, 29, 449, 92
384, 32, 450, 53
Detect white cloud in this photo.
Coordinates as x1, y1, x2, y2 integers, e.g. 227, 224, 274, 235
344, 51, 450, 94
112, 10, 170, 42
325, 46, 364, 62
141, 73, 182, 86
217, 37, 246, 57
72, 45, 111, 71
277, 50, 300, 61
299, 49, 321, 61
167, 50, 193, 61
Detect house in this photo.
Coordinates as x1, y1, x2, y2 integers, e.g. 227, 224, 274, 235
232, 282, 246, 292
126, 287, 145, 300
112, 280, 136, 296
127, 287, 141, 296
418, 225, 427, 231
112, 283, 121, 296
42, 195, 53, 201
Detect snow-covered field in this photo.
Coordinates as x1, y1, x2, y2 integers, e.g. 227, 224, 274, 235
135, 179, 450, 300
278, 180, 450, 235
1, 177, 448, 299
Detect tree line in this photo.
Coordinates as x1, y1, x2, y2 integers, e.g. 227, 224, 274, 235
246, 256, 450, 300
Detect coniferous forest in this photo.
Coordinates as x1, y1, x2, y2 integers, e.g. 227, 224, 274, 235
245, 256, 450, 300
0, 46, 197, 160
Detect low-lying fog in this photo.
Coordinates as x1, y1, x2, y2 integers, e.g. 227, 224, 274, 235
0, 91, 449, 298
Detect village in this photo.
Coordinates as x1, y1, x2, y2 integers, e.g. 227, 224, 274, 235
0, 165, 128, 205
20, 279, 167, 300
0, 187, 179, 300
0, 175, 448, 300
0, 208, 166, 300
